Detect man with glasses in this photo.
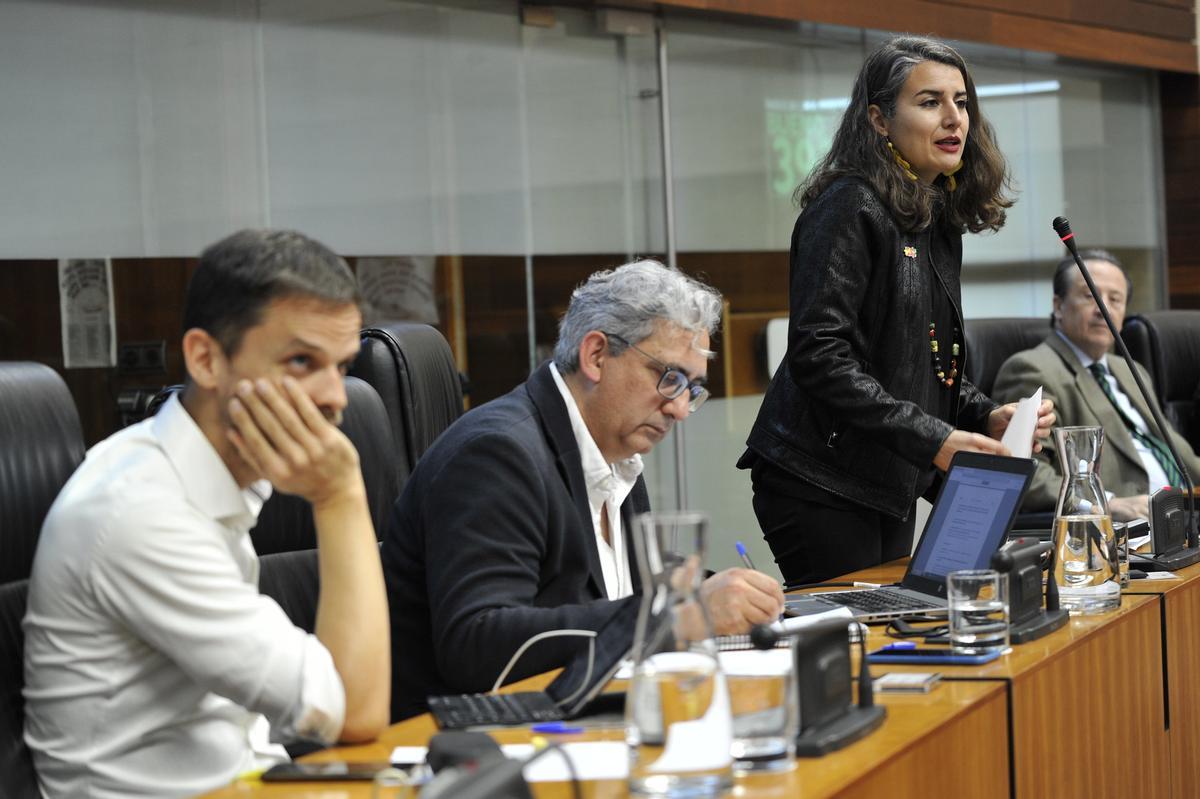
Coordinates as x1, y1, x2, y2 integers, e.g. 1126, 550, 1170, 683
382, 260, 784, 721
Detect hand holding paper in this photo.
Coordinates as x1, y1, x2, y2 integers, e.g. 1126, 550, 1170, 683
998, 387, 1045, 459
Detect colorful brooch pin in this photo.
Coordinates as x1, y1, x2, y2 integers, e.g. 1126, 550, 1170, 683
903, 245, 917, 259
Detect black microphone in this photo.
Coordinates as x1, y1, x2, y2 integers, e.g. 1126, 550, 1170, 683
1050, 217, 1196, 548
751, 621, 874, 709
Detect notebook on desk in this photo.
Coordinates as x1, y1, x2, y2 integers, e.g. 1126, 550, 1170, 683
785, 452, 1035, 623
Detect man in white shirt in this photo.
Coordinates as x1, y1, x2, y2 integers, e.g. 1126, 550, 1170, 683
23, 230, 390, 798
382, 260, 785, 721
993, 249, 1200, 520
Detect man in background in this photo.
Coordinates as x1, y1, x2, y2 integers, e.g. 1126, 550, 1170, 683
993, 249, 1200, 520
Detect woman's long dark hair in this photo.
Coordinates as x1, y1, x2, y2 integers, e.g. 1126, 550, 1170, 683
798, 36, 1013, 234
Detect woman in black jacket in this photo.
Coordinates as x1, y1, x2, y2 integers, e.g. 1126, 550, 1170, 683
739, 36, 1053, 585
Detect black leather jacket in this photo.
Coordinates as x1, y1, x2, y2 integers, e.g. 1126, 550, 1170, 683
740, 176, 997, 519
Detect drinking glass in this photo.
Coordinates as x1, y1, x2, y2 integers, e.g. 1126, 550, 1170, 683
947, 569, 1009, 655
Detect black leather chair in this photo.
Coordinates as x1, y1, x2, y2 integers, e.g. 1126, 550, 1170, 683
0, 579, 37, 799
350, 322, 463, 492
0, 362, 86, 584
257, 549, 320, 634
1121, 311, 1200, 450
963, 317, 1051, 398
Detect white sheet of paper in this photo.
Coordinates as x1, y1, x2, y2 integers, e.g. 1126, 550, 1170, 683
389, 746, 429, 765
1000, 387, 1042, 459
390, 741, 630, 782
503, 741, 629, 782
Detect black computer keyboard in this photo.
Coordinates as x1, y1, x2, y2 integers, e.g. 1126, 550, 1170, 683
427, 691, 564, 729
818, 589, 933, 613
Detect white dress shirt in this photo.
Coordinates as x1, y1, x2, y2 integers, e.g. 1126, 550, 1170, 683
550, 363, 643, 599
1057, 330, 1171, 491
23, 395, 345, 799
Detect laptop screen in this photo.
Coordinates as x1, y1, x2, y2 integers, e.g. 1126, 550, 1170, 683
903, 455, 1033, 597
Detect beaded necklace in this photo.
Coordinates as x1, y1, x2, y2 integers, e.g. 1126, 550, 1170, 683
928, 322, 959, 389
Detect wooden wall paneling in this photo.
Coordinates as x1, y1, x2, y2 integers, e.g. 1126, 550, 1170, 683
1161, 72, 1200, 309
648, 0, 1199, 73
459, 255, 531, 405
0, 260, 117, 445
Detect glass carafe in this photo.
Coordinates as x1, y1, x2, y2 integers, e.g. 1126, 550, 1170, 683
626, 511, 733, 798
1052, 426, 1121, 614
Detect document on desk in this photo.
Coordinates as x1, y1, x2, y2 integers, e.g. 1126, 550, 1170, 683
387, 742, 630, 782
999, 387, 1042, 459
505, 741, 629, 781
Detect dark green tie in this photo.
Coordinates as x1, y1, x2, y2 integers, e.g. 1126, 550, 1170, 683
1087, 361, 1183, 488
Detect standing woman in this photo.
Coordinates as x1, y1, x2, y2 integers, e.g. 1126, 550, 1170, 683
738, 36, 1052, 586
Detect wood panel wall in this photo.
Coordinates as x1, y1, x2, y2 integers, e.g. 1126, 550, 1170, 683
1162, 71, 1200, 309
646, 0, 1198, 73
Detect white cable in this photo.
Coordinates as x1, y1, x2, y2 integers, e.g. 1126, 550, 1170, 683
491, 629, 597, 695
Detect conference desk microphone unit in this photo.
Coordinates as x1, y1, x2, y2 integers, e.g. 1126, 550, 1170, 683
1138, 489, 1200, 570
754, 617, 885, 757
992, 539, 1068, 644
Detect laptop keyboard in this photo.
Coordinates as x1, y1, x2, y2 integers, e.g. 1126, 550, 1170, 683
427, 691, 564, 729
817, 589, 934, 614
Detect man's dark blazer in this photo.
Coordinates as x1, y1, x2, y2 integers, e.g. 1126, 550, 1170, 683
382, 362, 649, 721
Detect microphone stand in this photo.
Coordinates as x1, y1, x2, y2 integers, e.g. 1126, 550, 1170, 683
1052, 218, 1197, 556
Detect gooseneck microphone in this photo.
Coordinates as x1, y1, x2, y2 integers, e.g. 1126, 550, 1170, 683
1052, 217, 1196, 548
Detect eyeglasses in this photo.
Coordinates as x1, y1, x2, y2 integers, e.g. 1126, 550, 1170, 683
603, 332, 709, 412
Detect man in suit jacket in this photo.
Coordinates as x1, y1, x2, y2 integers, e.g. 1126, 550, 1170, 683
993, 250, 1200, 521
382, 260, 784, 721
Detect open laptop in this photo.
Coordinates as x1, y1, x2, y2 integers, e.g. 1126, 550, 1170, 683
426, 602, 634, 730
786, 452, 1035, 622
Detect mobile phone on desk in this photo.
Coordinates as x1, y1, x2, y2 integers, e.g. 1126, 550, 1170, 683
262, 761, 415, 782
866, 645, 1001, 665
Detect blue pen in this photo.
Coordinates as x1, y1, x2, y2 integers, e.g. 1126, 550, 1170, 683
735, 541, 757, 571
531, 722, 585, 734
879, 641, 917, 651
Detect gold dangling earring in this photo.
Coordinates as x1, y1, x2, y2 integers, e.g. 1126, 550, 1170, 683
887, 140, 919, 181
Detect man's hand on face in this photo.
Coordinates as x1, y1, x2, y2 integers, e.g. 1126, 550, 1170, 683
226, 376, 363, 508
697, 567, 785, 635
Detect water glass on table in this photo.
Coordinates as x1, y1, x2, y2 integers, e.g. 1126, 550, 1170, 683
718, 647, 798, 774
946, 569, 1010, 656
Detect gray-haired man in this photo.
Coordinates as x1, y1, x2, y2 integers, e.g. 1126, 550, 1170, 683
382, 260, 783, 721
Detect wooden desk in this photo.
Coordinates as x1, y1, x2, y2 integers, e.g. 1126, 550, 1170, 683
200, 555, 1189, 799
200, 679, 1007, 798
839, 561, 1169, 798
1124, 560, 1200, 799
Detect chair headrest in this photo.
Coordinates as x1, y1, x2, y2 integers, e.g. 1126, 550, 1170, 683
0, 363, 85, 583
1121, 311, 1200, 402
963, 318, 1051, 397
351, 322, 463, 486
